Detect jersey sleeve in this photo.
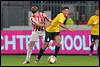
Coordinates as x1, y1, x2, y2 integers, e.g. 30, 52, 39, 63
42, 13, 51, 22
31, 17, 37, 24
58, 14, 65, 24
88, 16, 93, 25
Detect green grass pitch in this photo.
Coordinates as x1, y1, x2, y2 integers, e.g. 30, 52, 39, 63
1, 55, 99, 66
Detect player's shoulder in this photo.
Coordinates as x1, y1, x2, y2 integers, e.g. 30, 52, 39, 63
57, 13, 63, 16
90, 15, 97, 19
56, 13, 64, 18
40, 12, 47, 17
31, 14, 35, 18
39, 12, 44, 14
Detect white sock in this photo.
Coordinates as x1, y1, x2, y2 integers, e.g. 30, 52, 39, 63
26, 49, 32, 61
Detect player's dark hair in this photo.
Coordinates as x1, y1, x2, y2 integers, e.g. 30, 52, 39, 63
31, 6, 39, 14
62, 6, 69, 25
62, 6, 69, 10
95, 7, 99, 10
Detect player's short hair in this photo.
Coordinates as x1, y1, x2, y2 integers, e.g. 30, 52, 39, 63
31, 6, 39, 14
62, 6, 69, 10
96, 7, 99, 10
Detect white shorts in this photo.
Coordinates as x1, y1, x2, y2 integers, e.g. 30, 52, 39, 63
29, 31, 45, 42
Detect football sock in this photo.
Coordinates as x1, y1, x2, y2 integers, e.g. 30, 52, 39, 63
37, 48, 46, 60
54, 46, 60, 57
26, 49, 32, 61
90, 44, 94, 54
97, 45, 99, 57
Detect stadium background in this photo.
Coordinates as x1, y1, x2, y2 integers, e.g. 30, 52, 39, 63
1, 1, 99, 66
1, 1, 99, 29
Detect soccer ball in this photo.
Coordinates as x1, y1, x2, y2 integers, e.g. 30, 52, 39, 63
48, 55, 56, 64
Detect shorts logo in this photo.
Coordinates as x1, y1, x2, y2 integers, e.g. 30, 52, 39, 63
92, 38, 94, 41
47, 38, 50, 41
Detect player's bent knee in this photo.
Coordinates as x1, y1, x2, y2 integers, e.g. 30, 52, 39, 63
28, 41, 35, 47
96, 39, 99, 43
28, 47, 33, 50
56, 43, 61, 47
43, 42, 49, 48
55, 35, 61, 45
55, 35, 61, 40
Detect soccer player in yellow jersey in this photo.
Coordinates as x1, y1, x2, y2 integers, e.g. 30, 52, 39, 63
34, 6, 72, 63
88, 9, 99, 57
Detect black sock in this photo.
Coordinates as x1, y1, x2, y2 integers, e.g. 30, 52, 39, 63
90, 44, 94, 54
97, 45, 99, 57
54, 46, 60, 57
37, 48, 45, 60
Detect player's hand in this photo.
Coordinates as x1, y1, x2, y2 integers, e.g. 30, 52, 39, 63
66, 28, 73, 32
44, 24, 50, 28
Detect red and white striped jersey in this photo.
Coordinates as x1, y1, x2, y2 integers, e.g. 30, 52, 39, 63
30, 12, 50, 31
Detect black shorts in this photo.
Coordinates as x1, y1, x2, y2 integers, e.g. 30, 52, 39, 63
45, 31, 60, 42
91, 35, 99, 42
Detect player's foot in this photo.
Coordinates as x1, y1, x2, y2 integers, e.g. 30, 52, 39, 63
33, 59, 39, 64
89, 53, 92, 56
22, 60, 30, 64
97, 55, 99, 58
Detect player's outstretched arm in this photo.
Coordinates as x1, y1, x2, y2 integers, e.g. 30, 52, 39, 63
34, 22, 47, 27
34, 22, 50, 28
59, 23, 73, 31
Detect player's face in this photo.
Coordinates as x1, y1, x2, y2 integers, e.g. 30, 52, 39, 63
62, 9, 69, 17
95, 10, 99, 16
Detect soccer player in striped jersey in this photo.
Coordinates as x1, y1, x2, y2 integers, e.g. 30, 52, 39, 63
22, 6, 51, 64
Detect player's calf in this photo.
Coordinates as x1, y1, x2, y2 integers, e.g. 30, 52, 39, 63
54, 35, 61, 57
22, 41, 35, 64
34, 42, 49, 64
89, 42, 94, 56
